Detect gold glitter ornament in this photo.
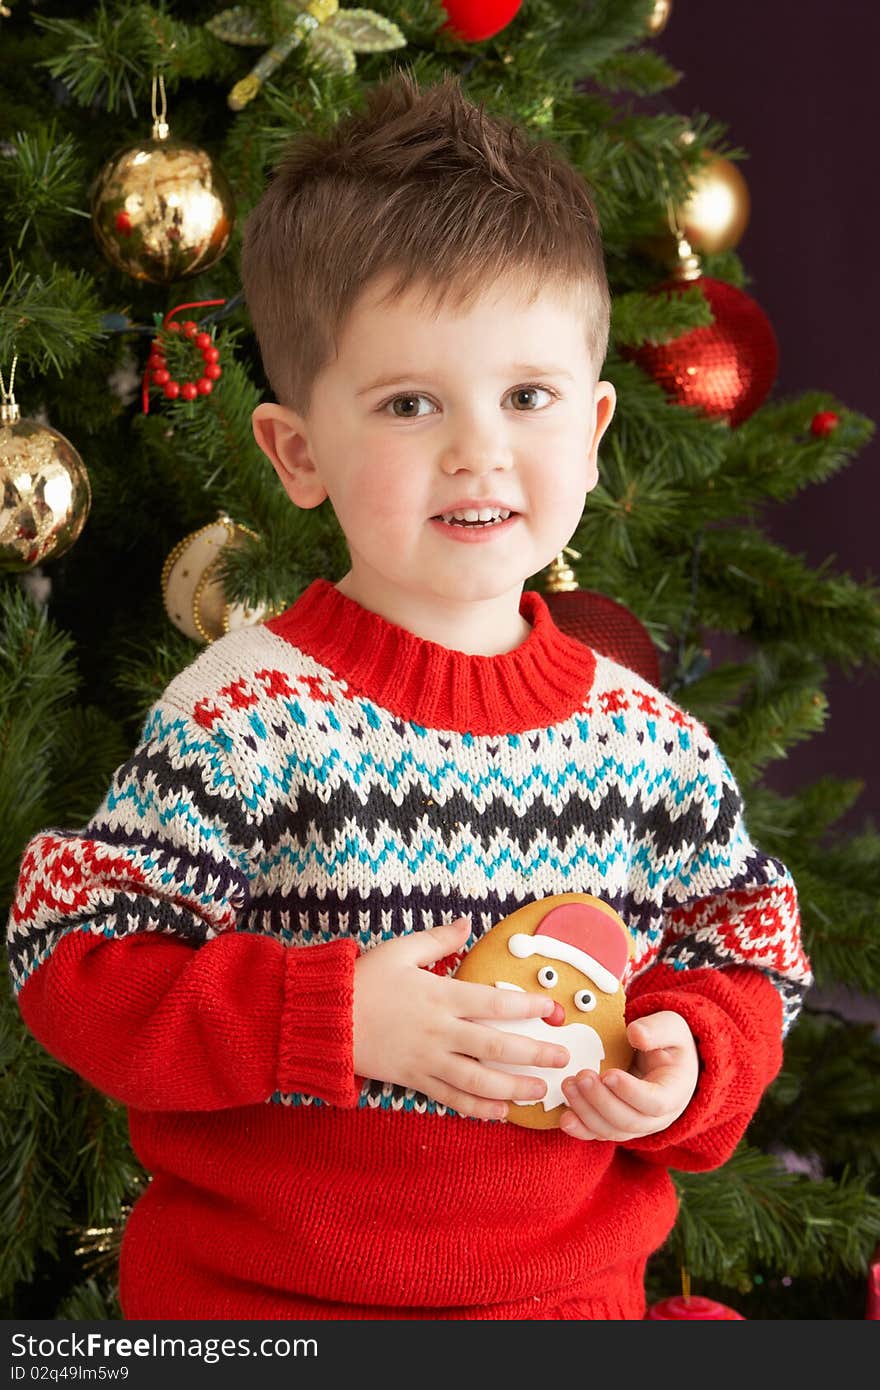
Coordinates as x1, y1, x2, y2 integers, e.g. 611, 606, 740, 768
161, 514, 283, 644
0, 358, 91, 573
90, 75, 235, 284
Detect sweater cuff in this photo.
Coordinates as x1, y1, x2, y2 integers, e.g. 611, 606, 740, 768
622, 964, 783, 1166
277, 939, 361, 1107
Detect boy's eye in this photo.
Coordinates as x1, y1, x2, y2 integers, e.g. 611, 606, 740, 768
386, 394, 435, 418
507, 385, 554, 410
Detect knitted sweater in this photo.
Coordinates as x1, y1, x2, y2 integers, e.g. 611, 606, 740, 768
8, 580, 811, 1321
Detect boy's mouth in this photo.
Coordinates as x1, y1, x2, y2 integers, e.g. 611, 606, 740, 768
431, 507, 516, 528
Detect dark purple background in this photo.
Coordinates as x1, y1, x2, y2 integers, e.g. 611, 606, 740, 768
652, 2, 879, 831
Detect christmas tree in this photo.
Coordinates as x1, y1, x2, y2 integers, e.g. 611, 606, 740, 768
2, 0, 879, 1322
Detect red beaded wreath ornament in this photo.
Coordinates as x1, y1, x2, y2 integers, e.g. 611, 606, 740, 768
142, 298, 225, 411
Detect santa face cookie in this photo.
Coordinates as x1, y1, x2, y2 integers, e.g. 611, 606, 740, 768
454, 893, 635, 1129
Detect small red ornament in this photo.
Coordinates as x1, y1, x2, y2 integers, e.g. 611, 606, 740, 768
810, 410, 839, 437
142, 298, 226, 413
623, 275, 778, 428
542, 552, 661, 688
647, 1294, 745, 1320
441, 0, 523, 42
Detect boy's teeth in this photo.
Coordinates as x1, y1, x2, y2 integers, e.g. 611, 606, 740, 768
439, 508, 511, 524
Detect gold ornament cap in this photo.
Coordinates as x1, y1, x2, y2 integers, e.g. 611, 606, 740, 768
671, 234, 703, 282
543, 547, 582, 594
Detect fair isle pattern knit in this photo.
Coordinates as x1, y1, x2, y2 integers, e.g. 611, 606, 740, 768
9, 580, 809, 1127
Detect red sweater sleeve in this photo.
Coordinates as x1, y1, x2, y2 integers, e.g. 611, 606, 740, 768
610, 724, 810, 1171
621, 961, 783, 1170
15, 928, 361, 1112
8, 696, 362, 1113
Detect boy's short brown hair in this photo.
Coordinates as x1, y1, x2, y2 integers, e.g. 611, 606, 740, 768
241, 67, 611, 415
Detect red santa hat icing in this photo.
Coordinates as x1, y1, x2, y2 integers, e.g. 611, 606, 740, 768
508, 901, 629, 994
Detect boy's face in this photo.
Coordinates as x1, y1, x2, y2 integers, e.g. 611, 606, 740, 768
253, 269, 615, 624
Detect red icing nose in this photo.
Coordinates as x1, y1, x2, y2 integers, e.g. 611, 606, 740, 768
545, 1001, 566, 1027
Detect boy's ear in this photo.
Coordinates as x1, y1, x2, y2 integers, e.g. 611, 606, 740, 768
251, 403, 328, 509
585, 380, 617, 488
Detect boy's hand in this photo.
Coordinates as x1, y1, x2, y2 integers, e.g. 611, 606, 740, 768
558, 1011, 699, 1142
352, 917, 570, 1120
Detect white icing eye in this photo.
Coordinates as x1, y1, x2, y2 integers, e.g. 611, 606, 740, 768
574, 988, 597, 1012
537, 965, 558, 988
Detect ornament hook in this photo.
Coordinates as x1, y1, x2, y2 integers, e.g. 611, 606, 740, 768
0, 352, 20, 425
656, 153, 703, 283
151, 71, 169, 141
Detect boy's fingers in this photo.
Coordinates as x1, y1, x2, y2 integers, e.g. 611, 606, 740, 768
424, 1076, 509, 1122
459, 1020, 569, 1070
627, 1012, 688, 1052
446, 1056, 548, 1105
454, 978, 556, 1019
404, 917, 472, 966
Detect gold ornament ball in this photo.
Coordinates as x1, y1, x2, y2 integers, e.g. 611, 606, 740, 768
646, 0, 672, 35
638, 152, 751, 269
679, 152, 750, 254
162, 515, 281, 644
91, 138, 236, 284
0, 416, 91, 572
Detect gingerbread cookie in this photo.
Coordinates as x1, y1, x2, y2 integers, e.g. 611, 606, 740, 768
454, 893, 635, 1129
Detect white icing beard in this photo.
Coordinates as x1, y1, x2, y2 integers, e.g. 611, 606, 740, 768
485, 1010, 605, 1111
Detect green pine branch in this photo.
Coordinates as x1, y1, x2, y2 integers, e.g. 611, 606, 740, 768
0, 262, 107, 376
612, 284, 714, 346
34, 2, 237, 114
698, 527, 880, 668
666, 1144, 880, 1286
0, 124, 90, 253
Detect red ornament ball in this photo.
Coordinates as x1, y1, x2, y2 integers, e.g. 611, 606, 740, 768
810, 410, 839, 437
624, 276, 778, 428
441, 0, 523, 42
647, 1295, 745, 1320
545, 588, 661, 688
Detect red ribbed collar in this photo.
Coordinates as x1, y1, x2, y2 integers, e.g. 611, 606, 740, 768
265, 579, 596, 734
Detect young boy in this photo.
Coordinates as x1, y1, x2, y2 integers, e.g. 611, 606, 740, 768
7, 69, 810, 1321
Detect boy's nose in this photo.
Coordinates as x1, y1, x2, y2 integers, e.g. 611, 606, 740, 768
439, 438, 514, 475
